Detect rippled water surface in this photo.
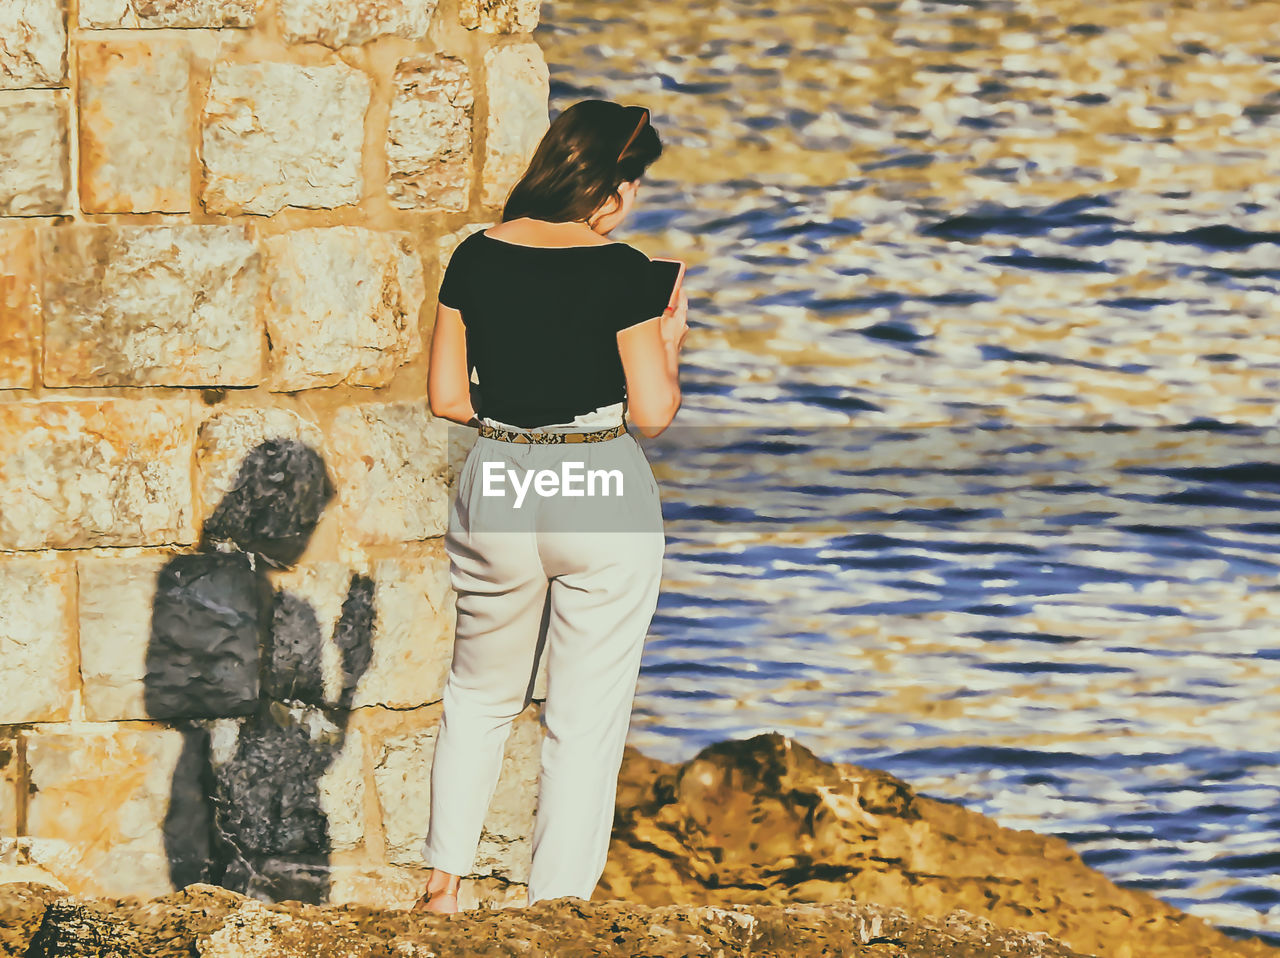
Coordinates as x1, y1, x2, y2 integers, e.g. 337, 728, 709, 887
534, 0, 1280, 943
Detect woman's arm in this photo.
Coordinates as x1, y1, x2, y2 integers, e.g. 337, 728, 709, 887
617, 287, 689, 438
428, 303, 478, 426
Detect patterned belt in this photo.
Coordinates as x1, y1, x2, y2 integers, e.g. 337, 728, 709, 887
477, 422, 627, 444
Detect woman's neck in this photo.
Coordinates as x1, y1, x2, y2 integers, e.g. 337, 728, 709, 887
522, 216, 608, 238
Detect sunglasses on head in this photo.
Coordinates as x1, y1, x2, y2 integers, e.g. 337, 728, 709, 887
616, 106, 650, 163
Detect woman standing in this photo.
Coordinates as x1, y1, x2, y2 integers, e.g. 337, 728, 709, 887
414, 100, 688, 913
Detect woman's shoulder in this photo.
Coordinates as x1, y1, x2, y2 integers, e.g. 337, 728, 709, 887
606, 242, 652, 275
455, 228, 486, 252
613, 240, 651, 262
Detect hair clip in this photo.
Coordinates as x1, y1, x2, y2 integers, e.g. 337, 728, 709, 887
617, 106, 649, 162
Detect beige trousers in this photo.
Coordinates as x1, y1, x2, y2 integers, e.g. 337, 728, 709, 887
423, 431, 665, 905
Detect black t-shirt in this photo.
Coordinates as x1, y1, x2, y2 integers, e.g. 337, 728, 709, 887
437, 229, 670, 428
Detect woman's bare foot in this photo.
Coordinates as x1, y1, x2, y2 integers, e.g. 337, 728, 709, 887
412, 868, 461, 914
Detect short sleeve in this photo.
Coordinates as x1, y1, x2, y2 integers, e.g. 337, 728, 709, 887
437, 238, 470, 310
612, 251, 670, 333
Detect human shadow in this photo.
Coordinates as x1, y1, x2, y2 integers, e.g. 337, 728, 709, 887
144, 437, 375, 903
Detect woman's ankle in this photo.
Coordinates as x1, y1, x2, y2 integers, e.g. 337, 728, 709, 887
428, 868, 461, 895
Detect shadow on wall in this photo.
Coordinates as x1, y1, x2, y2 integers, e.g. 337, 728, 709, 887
142, 438, 375, 902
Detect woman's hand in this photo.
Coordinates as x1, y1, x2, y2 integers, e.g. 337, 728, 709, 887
659, 287, 689, 356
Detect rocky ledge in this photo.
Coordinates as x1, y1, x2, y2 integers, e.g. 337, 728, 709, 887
3, 884, 1084, 957
2, 732, 1276, 958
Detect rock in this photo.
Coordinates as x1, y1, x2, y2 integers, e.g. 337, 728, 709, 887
386, 54, 474, 211
260, 227, 426, 391
0, 882, 69, 957
277, 0, 441, 48
230, 548, 457, 712
1, 735, 1275, 958
0, 0, 67, 89
599, 732, 1279, 958
0, 89, 72, 216
459, 0, 539, 34
23, 724, 217, 897
0, 224, 38, 389
0, 739, 17, 838
78, 0, 256, 29
480, 43, 548, 209
0, 399, 196, 550
372, 708, 541, 879
76, 38, 191, 213
0, 864, 68, 892
79, 552, 264, 721
23, 899, 143, 957
0, 558, 75, 724
328, 400, 450, 543
341, 552, 455, 710
2, 883, 1088, 958
197, 899, 377, 958
207, 703, 366, 865
40, 224, 260, 388
200, 61, 369, 216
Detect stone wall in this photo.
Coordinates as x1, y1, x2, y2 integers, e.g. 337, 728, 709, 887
0, 0, 549, 910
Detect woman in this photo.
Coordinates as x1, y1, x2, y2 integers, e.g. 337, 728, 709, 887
413, 99, 689, 913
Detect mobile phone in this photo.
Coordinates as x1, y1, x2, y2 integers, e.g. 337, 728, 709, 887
649, 257, 686, 315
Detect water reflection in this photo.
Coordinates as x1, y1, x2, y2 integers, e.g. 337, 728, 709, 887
538, 0, 1280, 943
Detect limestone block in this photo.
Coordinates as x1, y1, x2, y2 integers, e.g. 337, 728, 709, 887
0, 560, 75, 725
41, 224, 261, 387
266, 551, 453, 710
78, 554, 169, 721
264, 563, 374, 708
329, 400, 449, 543
372, 727, 438, 867
208, 705, 365, 865
278, 0, 441, 47
78, 0, 257, 29
197, 435, 333, 577
459, 0, 539, 34
78, 552, 265, 721
0, 224, 38, 389
0, 90, 71, 215
77, 39, 190, 214
194, 406, 328, 534
481, 43, 548, 209
324, 864, 432, 908
23, 724, 216, 897
262, 227, 426, 391
0, 399, 196, 550
386, 54, 473, 211
372, 708, 541, 879
201, 61, 370, 216
371, 728, 444, 869
356, 552, 453, 708
0, 0, 67, 89
0, 734, 20, 838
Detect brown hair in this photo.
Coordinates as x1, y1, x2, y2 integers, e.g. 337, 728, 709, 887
500, 99, 662, 225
